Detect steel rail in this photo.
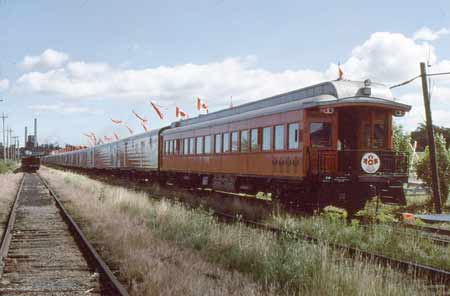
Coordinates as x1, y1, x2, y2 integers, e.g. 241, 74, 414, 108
215, 211, 450, 287
0, 174, 25, 270
37, 174, 129, 296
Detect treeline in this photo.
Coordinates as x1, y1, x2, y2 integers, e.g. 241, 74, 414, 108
411, 124, 450, 151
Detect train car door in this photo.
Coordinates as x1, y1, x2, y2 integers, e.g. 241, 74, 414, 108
306, 109, 337, 175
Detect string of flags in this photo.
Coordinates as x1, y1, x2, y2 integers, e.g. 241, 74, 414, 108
85, 96, 218, 147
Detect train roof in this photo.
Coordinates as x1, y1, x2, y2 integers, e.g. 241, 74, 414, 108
170, 79, 411, 129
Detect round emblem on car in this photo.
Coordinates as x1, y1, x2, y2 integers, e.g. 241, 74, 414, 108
361, 152, 380, 174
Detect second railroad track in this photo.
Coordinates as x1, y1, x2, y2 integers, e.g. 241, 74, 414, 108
0, 173, 128, 295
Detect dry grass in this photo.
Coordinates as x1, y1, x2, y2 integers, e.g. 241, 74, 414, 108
0, 173, 23, 238
40, 167, 270, 296
40, 167, 439, 295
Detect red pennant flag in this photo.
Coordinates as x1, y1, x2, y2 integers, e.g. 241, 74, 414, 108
141, 122, 148, 132
338, 63, 344, 80
150, 100, 164, 120
132, 110, 148, 123
111, 118, 123, 124
125, 125, 134, 135
176, 106, 188, 119
197, 97, 208, 112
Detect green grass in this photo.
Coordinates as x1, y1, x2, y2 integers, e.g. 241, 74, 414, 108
269, 208, 450, 272
44, 167, 437, 295
0, 160, 18, 174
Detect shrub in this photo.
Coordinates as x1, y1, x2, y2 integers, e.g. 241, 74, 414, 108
415, 133, 450, 205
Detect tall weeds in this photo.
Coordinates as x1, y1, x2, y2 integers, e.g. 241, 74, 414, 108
40, 167, 437, 295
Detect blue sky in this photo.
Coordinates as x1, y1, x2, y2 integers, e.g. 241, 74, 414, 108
0, 0, 450, 146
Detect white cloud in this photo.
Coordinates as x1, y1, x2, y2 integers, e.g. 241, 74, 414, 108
28, 102, 98, 115
13, 29, 450, 131
0, 79, 9, 91
21, 49, 69, 71
413, 27, 449, 41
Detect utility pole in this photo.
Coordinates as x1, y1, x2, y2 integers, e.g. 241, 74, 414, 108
11, 136, 19, 161
0, 112, 6, 161
420, 62, 442, 213
7, 128, 13, 161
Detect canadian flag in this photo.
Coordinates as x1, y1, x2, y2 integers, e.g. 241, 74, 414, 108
176, 106, 188, 119
150, 100, 164, 120
104, 136, 112, 142
197, 97, 208, 113
132, 110, 148, 123
111, 119, 123, 124
141, 122, 148, 132
125, 125, 134, 135
114, 133, 120, 141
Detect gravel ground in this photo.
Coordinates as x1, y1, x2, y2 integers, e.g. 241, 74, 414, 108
0, 173, 23, 239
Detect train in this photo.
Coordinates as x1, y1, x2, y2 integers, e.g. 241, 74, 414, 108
43, 79, 411, 214
21, 155, 41, 172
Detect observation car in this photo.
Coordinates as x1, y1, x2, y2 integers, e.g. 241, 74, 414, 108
43, 79, 411, 213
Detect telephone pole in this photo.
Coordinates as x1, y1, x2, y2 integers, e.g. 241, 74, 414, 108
11, 136, 19, 161
0, 112, 6, 161
420, 62, 442, 213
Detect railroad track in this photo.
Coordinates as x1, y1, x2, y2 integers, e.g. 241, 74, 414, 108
0, 173, 128, 295
213, 211, 450, 289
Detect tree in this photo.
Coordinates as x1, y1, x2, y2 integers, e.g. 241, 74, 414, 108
411, 123, 450, 152
415, 133, 450, 205
393, 124, 412, 157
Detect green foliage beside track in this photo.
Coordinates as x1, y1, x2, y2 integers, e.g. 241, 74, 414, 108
0, 160, 17, 174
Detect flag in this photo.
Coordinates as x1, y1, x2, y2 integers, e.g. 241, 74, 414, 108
125, 125, 134, 135
132, 110, 148, 123
197, 97, 208, 112
90, 132, 97, 145
104, 136, 112, 142
111, 118, 123, 124
150, 100, 164, 119
114, 133, 120, 141
338, 63, 344, 80
176, 106, 188, 119
141, 122, 148, 132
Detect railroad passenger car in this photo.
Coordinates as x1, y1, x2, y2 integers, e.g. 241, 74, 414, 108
43, 79, 411, 213
160, 79, 411, 212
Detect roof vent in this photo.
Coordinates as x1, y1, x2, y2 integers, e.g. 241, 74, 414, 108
362, 79, 372, 96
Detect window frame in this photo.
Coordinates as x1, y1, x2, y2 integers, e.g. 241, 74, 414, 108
274, 124, 285, 151
262, 126, 272, 151
288, 122, 300, 150
240, 130, 249, 152
204, 135, 211, 154
231, 131, 239, 152
223, 132, 230, 153
250, 128, 259, 151
215, 134, 222, 154
196, 136, 204, 155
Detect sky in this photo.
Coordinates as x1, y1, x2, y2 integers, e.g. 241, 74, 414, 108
0, 0, 449, 147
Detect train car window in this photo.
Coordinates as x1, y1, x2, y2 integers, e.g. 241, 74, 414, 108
262, 127, 271, 151
373, 123, 386, 148
196, 137, 203, 154
251, 128, 258, 151
164, 141, 168, 155
215, 134, 222, 153
362, 123, 371, 148
171, 140, 175, 154
223, 133, 230, 153
231, 131, 239, 152
184, 138, 189, 155
288, 123, 299, 149
204, 136, 211, 154
189, 138, 195, 155
240, 130, 249, 152
274, 125, 285, 150
310, 122, 332, 148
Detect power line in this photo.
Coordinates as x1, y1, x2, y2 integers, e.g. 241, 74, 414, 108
390, 71, 450, 89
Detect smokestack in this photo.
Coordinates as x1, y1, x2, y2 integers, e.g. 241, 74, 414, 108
25, 126, 27, 148
34, 118, 37, 147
